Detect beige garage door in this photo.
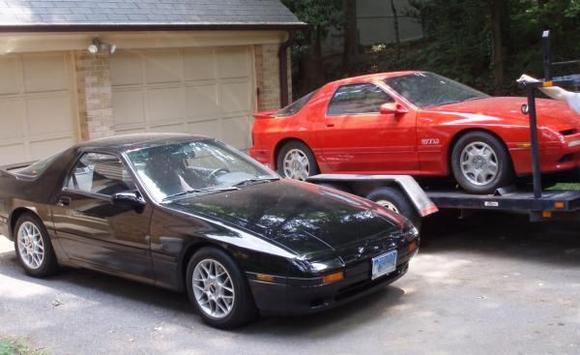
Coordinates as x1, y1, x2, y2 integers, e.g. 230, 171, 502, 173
0, 52, 77, 165
111, 46, 254, 149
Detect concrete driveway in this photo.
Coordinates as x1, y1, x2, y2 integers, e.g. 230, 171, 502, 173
1, 213, 579, 355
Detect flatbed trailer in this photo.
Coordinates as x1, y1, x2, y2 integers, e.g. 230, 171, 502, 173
308, 174, 580, 224
308, 30, 579, 226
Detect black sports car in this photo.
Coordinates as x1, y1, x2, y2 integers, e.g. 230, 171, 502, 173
0, 134, 419, 328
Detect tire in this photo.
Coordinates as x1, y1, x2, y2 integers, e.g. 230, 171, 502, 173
13, 213, 59, 277
186, 247, 258, 329
451, 131, 514, 194
276, 141, 319, 180
366, 186, 422, 231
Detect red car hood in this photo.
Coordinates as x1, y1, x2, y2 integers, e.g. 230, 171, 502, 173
427, 97, 580, 130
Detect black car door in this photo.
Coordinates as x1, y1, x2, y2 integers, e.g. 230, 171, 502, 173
52, 152, 154, 281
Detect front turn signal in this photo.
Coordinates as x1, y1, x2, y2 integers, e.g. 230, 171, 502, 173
322, 271, 344, 285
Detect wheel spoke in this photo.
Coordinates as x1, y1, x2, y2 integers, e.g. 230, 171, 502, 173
215, 299, 228, 314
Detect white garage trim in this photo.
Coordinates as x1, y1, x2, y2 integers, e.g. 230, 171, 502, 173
0, 31, 288, 54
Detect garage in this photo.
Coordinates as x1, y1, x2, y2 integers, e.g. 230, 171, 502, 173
111, 46, 255, 150
0, 52, 77, 165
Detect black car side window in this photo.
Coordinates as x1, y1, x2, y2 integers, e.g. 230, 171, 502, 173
66, 153, 136, 196
327, 83, 394, 115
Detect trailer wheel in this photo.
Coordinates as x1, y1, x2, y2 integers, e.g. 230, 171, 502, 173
366, 186, 422, 230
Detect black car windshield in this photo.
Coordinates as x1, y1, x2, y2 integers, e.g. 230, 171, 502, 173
384, 72, 489, 108
126, 140, 278, 202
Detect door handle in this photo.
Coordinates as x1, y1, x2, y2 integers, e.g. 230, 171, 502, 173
57, 196, 72, 207
326, 123, 335, 127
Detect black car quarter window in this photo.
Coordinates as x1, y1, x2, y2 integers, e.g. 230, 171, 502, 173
66, 153, 136, 196
327, 83, 394, 115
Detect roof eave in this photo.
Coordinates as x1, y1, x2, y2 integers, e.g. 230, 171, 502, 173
0, 22, 309, 33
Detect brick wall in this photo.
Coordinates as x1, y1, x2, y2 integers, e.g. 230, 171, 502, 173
74, 51, 115, 140
255, 43, 292, 112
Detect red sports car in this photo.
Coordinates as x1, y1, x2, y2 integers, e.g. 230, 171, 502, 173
250, 71, 580, 193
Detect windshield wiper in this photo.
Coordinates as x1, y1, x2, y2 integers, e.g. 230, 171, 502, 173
232, 176, 280, 188
162, 186, 239, 202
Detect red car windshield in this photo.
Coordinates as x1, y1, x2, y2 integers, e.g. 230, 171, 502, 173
384, 72, 488, 108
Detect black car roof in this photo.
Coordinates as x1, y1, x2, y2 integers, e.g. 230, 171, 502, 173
75, 133, 210, 153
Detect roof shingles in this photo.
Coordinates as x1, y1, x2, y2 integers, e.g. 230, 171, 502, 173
0, 0, 304, 28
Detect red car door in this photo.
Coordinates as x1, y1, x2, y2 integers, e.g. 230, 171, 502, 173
318, 82, 418, 174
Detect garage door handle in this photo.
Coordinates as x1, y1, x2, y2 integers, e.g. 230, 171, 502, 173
57, 196, 71, 207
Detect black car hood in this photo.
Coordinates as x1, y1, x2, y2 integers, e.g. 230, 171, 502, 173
165, 180, 405, 260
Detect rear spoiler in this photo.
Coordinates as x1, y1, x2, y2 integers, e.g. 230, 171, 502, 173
253, 110, 278, 119
0, 161, 33, 173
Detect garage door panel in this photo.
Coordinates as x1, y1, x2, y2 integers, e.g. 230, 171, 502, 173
147, 87, 186, 123
112, 46, 254, 150
222, 116, 250, 149
111, 52, 143, 86
29, 136, 75, 161
0, 56, 21, 95
0, 143, 26, 165
22, 53, 68, 93
113, 89, 145, 128
114, 127, 144, 135
217, 47, 250, 79
26, 94, 74, 137
0, 98, 25, 140
0, 52, 76, 165
145, 50, 183, 84
186, 85, 219, 119
149, 123, 185, 133
184, 48, 216, 81
219, 81, 252, 114
188, 120, 221, 138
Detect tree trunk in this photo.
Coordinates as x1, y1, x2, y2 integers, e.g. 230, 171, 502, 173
390, 0, 401, 60
343, 0, 358, 72
490, 0, 504, 91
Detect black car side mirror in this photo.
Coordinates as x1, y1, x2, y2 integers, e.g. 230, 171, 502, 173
111, 191, 146, 208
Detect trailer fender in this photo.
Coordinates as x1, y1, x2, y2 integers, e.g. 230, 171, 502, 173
307, 174, 438, 217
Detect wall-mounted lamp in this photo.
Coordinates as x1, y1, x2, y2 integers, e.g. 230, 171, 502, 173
87, 38, 116, 55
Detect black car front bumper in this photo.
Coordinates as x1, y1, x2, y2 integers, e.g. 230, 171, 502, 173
247, 250, 415, 316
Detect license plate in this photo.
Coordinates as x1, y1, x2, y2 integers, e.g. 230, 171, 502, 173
371, 250, 398, 280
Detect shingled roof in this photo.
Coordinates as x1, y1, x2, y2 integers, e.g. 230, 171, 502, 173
0, 0, 305, 31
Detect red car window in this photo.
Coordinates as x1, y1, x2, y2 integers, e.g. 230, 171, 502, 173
327, 83, 394, 115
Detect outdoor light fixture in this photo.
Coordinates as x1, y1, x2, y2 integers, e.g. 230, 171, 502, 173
87, 38, 116, 55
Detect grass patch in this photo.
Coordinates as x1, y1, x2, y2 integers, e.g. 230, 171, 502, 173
0, 338, 43, 355
548, 183, 580, 191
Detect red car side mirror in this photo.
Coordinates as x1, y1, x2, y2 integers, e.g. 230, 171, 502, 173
380, 102, 408, 115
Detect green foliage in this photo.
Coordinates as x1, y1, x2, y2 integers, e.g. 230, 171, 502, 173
281, 0, 343, 34
0, 339, 42, 355
380, 0, 580, 94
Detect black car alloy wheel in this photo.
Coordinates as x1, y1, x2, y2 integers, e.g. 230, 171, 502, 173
14, 213, 59, 277
186, 247, 257, 329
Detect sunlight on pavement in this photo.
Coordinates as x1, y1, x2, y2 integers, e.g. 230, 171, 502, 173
0, 236, 13, 253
